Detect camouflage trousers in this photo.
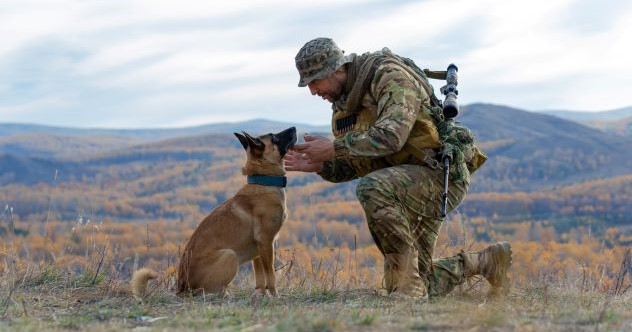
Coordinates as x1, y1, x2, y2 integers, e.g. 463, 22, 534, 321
356, 164, 469, 297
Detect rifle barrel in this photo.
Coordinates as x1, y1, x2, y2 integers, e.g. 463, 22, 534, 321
441, 157, 450, 218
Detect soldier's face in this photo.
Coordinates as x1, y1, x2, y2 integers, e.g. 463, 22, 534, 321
307, 69, 347, 103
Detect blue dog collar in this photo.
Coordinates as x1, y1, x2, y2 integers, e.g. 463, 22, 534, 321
247, 175, 287, 188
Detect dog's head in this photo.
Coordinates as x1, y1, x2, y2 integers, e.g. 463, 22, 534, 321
234, 126, 297, 175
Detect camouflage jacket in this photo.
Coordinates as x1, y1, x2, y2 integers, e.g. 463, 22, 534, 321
318, 57, 441, 183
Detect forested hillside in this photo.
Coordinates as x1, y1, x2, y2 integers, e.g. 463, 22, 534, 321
0, 120, 329, 141
541, 106, 632, 136
1, 104, 631, 245
461, 104, 632, 191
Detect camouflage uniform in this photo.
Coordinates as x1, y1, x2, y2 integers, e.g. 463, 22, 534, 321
295, 38, 510, 298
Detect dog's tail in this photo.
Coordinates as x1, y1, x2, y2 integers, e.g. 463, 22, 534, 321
131, 268, 159, 299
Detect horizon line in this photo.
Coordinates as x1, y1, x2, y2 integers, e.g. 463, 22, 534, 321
1, 102, 630, 131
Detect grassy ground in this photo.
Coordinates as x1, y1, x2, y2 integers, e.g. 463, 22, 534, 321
1, 239, 630, 331
1, 269, 631, 332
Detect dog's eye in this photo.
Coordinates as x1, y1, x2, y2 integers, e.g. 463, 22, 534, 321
271, 135, 279, 144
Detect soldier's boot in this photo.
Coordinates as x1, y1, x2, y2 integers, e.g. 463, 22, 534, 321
460, 241, 512, 298
384, 250, 428, 300
383, 259, 395, 293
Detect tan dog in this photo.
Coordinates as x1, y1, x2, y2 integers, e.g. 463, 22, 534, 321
131, 127, 297, 298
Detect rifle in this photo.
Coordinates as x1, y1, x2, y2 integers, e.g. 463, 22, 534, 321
439, 64, 459, 219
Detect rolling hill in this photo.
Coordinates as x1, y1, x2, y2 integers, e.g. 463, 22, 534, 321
0, 103, 630, 228
541, 106, 632, 121
1, 103, 631, 190
460, 104, 632, 191
0, 120, 330, 141
539, 106, 632, 136
0, 134, 144, 159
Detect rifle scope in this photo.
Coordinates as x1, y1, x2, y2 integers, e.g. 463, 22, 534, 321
440, 64, 459, 119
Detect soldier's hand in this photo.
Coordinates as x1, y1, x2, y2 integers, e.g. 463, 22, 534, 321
291, 134, 335, 163
284, 150, 323, 173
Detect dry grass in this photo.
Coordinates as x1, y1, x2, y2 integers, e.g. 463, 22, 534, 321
1, 247, 631, 332
2, 208, 631, 331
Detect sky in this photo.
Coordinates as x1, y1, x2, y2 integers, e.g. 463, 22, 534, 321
1, 0, 631, 128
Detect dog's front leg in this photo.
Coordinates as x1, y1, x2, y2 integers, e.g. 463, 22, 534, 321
252, 257, 267, 296
257, 239, 277, 297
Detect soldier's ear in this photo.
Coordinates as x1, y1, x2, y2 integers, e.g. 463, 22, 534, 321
234, 133, 249, 150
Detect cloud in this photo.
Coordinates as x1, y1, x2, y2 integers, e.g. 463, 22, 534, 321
0, 0, 631, 128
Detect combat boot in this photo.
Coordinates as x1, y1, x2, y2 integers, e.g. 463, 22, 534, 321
460, 241, 512, 297
384, 250, 428, 300
383, 258, 395, 293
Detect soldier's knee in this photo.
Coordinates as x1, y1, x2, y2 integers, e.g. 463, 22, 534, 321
356, 176, 383, 203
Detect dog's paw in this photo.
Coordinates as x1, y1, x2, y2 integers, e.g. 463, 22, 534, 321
252, 288, 267, 298
266, 287, 278, 298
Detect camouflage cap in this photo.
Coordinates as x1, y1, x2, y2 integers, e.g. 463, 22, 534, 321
295, 38, 352, 87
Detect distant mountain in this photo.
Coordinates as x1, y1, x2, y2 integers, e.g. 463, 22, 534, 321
1, 104, 631, 191
84, 133, 240, 165
588, 115, 632, 136
0, 154, 90, 185
1, 104, 631, 227
460, 103, 632, 191
0, 134, 144, 159
462, 103, 625, 142
540, 106, 632, 121
0, 120, 330, 140
539, 106, 632, 136
0, 133, 243, 185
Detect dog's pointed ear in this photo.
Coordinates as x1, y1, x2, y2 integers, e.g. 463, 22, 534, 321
242, 131, 264, 150
234, 133, 249, 150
